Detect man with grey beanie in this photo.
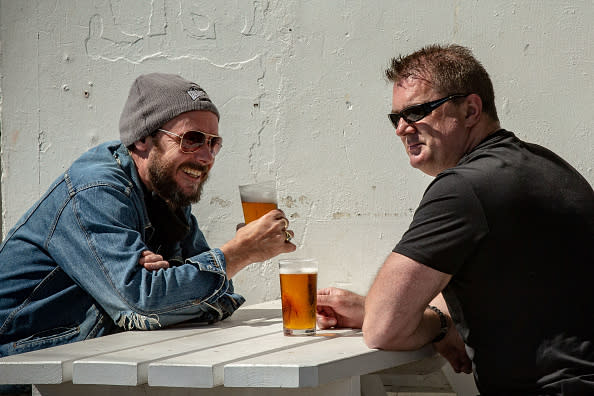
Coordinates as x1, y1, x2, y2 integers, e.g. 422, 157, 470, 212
0, 73, 296, 367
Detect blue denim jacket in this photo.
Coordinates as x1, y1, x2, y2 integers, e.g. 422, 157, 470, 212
0, 142, 245, 357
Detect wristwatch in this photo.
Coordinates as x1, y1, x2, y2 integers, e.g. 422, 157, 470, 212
428, 305, 448, 343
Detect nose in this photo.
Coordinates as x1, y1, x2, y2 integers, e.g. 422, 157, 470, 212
395, 118, 414, 137
192, 143, 215, 166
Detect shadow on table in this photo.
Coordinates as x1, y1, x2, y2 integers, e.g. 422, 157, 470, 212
169, 308, 283, 330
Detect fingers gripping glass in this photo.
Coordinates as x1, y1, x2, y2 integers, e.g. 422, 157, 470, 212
158, 128, 223, 155
388, 94, 469, 129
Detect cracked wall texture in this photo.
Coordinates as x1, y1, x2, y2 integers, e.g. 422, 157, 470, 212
1, 0, 593, 304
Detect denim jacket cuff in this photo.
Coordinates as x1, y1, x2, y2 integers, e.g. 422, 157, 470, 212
190, 248, 227, 276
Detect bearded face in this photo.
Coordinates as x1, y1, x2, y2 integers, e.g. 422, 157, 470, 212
146, 138, 209, 209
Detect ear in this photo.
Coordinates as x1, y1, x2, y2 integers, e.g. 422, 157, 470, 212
131, 136, 152, 154
464, 94, 482, 127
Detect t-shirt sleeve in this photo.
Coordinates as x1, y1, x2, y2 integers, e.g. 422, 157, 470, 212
394, 172, 489, 275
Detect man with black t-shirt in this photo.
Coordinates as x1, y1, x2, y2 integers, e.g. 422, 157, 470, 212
316, 44, 594, 395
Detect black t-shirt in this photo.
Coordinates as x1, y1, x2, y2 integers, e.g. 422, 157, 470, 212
394, 130, 594, 395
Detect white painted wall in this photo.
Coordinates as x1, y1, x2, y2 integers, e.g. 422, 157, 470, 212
1, 0, 593, 304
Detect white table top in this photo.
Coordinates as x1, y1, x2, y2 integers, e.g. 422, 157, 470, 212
0, 300, 434, 390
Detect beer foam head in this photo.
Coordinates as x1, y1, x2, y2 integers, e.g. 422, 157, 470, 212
239, 180, 277, 203
279, 258, 318, 274
279, 266, 318, 274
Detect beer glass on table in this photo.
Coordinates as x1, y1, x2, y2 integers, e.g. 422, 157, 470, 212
279, 258, 318, 336
239, 180, 278, 224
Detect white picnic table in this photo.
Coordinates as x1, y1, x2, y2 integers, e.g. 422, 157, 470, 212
0, 300, 439, 396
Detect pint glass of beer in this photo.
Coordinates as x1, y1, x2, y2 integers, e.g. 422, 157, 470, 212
279, 258, 318, 336
238, 180, 278, 224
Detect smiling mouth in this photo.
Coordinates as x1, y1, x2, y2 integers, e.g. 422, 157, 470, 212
181, 166, 203, 179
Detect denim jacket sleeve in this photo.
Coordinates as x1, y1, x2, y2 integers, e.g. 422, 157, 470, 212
52, 182, 244, 330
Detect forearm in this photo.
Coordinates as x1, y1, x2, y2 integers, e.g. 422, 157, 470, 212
362, 252, 451, 351
65, 226, 236, 327
220, 239, 252, 278
427, 294, 472, 374
363, 299, 442, 350
429, 293, 450, 315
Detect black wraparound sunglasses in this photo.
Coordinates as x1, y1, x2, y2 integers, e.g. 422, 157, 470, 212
388, 93, 469, 129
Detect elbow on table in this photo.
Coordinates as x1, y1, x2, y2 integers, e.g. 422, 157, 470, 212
364, 334, 386, 350
362, 321, 396, 350
362, 321, 416, 350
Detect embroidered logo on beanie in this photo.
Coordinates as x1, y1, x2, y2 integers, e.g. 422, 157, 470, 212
187, 86, 206, 101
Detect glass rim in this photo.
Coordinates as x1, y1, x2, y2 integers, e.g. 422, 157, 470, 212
279, 258, 318, 264
279, 258, 318, 273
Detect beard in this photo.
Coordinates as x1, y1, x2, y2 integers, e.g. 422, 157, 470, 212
147, 140, 209, 209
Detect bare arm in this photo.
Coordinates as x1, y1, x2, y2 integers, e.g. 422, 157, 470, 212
362, 252, 451, 350
428, 293, 472, 373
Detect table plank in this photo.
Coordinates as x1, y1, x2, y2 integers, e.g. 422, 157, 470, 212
224, 336, 435, 388
73, 319, 283, 386
148, 329, 358, 388
0, 300, 279, 385
0, 328, 206, 384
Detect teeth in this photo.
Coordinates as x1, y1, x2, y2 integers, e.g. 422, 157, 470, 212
182, 167, 202, 178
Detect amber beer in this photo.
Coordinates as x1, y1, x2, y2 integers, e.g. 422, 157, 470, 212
241, 201, 278, 224
239, 181, 277, 224
279, 259, 318, 336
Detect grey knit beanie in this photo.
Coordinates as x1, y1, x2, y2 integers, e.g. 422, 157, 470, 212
119, 73, 220, 147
